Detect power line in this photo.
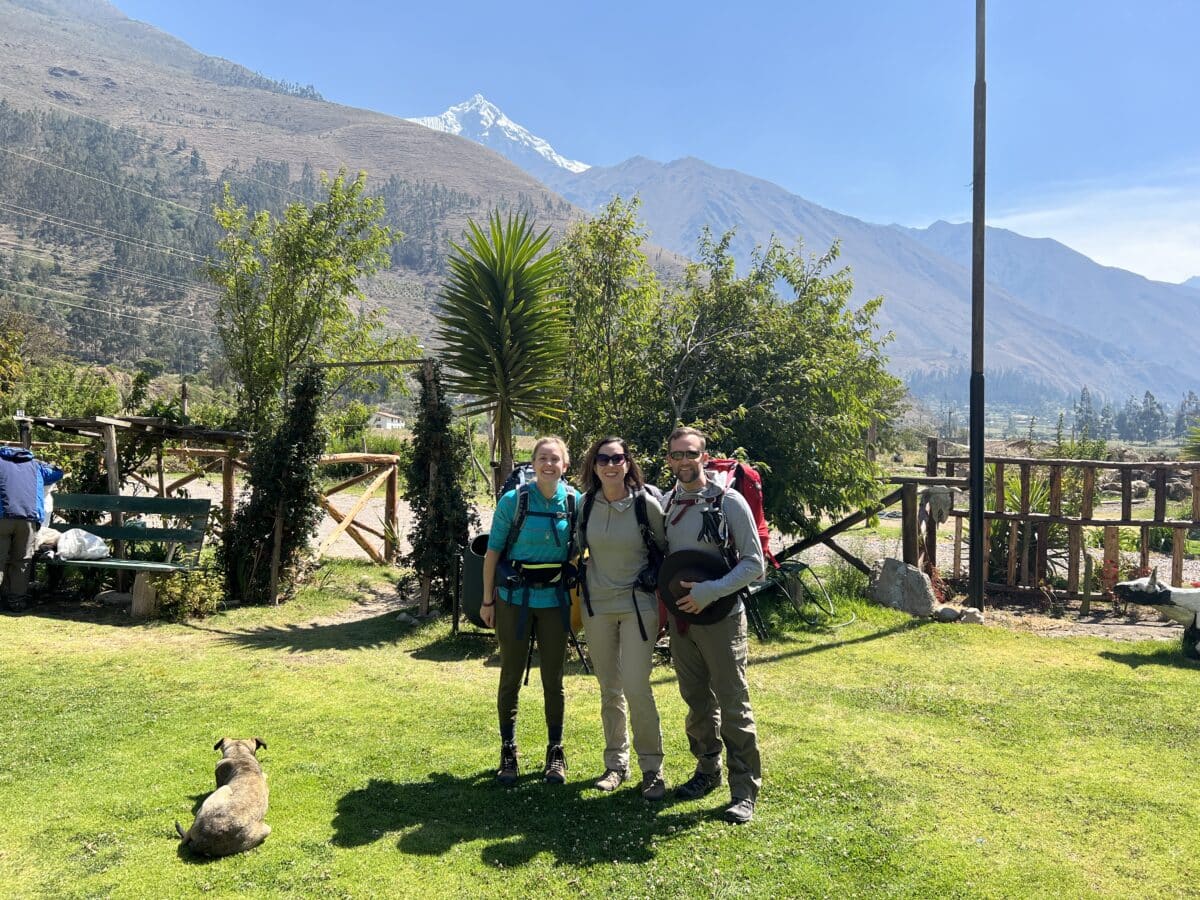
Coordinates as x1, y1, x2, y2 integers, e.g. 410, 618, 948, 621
0, 84, 311, 204
0, 145, 203, 215
0, 236, 222, 301
27, 310, 207, 350
0, 283, 219, 336
0, 198, 208, 264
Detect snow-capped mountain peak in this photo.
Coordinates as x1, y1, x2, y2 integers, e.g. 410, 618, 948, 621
408, 94, 589, 178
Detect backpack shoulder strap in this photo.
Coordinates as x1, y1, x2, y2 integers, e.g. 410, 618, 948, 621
565, 489, 578, 559
502, 485, 531, 560
579, 490, 597, 552
633, 489, 657, 555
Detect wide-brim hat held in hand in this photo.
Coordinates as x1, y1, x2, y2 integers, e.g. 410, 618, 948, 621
658, 550, 739, 625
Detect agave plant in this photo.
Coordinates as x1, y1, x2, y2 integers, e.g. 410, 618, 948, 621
435, 212, 567, 485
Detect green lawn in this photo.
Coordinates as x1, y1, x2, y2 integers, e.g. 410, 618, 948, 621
1, 561, 1197, 898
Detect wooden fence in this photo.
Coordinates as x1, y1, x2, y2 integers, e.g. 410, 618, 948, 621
921, 437, 1200, 601
25, 439, 400, 564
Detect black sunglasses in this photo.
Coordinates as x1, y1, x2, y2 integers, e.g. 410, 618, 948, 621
668, 449, 702, 461
595, 452, 627, 466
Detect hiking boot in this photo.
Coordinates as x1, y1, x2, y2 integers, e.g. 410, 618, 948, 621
674, 769, 721, 800
543, 744, 567, 784
723, 797, 755, 824
640, 770, 666, 801
497, 742, 519, 785
594, 768, 627, 792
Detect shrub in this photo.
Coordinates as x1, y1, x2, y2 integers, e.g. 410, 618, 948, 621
156, 569, 225, 621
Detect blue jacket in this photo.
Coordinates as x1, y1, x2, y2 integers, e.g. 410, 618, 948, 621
0, 446, 64, 524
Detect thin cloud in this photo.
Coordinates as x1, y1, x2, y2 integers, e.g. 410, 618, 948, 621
990, 172, 1200, 283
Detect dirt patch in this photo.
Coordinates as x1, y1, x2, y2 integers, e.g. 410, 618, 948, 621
975, 598, 1183, 643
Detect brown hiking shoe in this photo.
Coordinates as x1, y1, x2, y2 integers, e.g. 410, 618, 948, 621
594, 768, 627, 792
497, 742, 519, 785
640, 771, 666, 801
543, 745, 567, 784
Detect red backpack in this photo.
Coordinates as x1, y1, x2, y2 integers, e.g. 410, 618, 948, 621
703, 459, 779, 569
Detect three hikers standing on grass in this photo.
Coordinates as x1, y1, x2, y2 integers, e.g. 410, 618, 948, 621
481, 427, 763, 824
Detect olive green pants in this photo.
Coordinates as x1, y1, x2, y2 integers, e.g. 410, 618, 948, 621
495, 597, 569, 740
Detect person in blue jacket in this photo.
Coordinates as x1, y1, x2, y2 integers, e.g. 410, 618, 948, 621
0, 446, 64, 611
480, 436, 579, 786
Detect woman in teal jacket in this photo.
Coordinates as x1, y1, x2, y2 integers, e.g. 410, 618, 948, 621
481, 436, 579, 786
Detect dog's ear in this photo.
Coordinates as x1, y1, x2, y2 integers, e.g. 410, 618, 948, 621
254, 738, 267, 751
214, 738, 226, 752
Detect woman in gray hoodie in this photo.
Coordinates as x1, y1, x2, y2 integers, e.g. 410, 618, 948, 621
577, 436, 667, 799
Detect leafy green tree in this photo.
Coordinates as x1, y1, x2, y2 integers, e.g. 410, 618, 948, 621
558, 197, 662, 460
1137, 390, 1166, 443
435, 211, 567, 481
221, 365, 326, 605
1175, 390, 1200, 438
404, 361, 479, 612
208, 169, 416, 431
655, 232, 903, 533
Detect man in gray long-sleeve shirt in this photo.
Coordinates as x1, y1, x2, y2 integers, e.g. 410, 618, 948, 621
662, 426, 764, 824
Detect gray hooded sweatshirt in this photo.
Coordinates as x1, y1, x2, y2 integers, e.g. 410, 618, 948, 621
663, 481, 765, 610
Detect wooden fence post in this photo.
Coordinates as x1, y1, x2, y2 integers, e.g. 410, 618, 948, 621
268, 501, 283, 605
1173, 527, 1186, 588
384, 463, 398, 563
1067, 525, 1081, 595
419, 359, 438, 615
221, 447, 236, 534
1154, 468, 1168, 523
926, 437, 939, 477
901, 482, 919, 567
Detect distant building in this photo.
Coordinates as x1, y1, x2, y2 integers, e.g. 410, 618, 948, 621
368, 411, 406, 430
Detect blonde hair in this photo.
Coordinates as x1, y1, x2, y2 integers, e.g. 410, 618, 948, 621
531, 435, 570, 467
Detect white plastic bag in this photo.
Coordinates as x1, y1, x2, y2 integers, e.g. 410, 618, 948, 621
58, 528, 110, 561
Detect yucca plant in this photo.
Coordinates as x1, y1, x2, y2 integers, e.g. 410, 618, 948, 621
436, 211, 567, 485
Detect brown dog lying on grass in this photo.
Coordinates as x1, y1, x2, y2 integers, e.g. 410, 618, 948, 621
176, 738, 270, 857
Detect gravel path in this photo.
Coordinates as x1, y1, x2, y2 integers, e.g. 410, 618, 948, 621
175, 477, 1187, 642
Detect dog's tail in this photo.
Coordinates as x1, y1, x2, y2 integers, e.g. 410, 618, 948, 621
175, 820, 189, 843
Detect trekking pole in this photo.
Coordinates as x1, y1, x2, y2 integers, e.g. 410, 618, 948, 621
523, 631, 536, 686
567, 630, 591, 674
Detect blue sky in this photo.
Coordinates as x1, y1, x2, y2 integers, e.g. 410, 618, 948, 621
113, 0, 1200, 282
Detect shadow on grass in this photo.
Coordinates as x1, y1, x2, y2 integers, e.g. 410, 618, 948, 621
189, 611, 415, 653
1100, 643, 1200, 669
173, 793, 223, 865
409, 632, 597, 679
332, 772, 714, 867
751, 618, 933, 667
11, 597, 139, 627
410, 630, 497, 663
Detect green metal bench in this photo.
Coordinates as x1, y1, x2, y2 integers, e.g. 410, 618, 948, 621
47, 494, 212, 573
44, 494, 212, 614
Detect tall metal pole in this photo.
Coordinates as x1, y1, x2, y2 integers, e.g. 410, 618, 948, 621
968, 0, 987, 608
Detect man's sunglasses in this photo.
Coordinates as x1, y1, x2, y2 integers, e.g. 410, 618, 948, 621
668, 450, 702, 460
595, 452, 627, 466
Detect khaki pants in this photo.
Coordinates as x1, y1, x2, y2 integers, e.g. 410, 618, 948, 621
0, 519, 36, 601
586, 608, 664, 775
668, 610, 761, 801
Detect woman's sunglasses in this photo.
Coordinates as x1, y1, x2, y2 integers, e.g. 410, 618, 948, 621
668, 450, 702, 460
595, 452, 627, 466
